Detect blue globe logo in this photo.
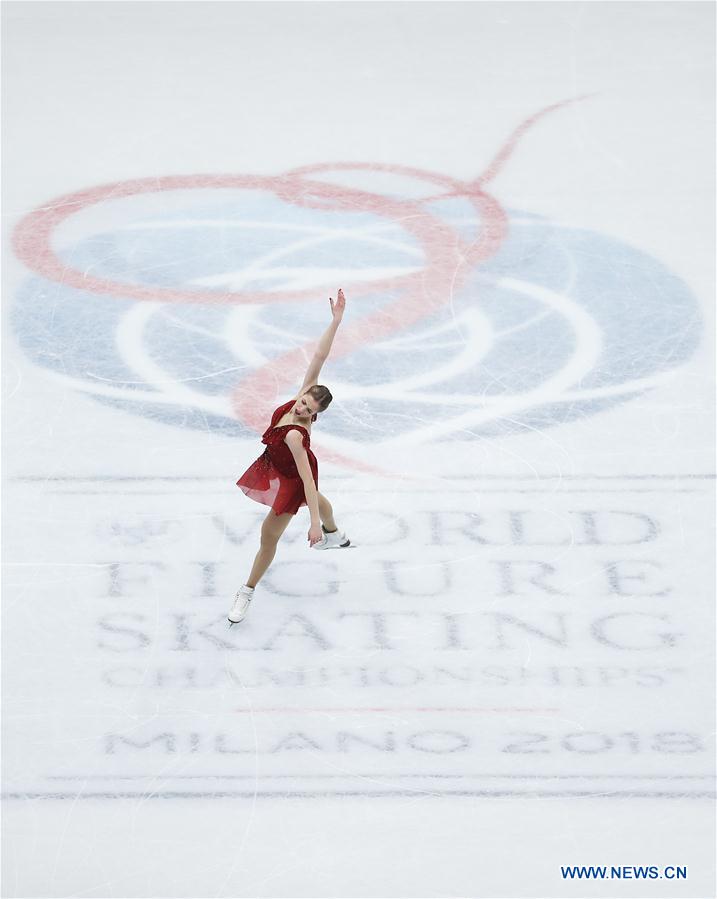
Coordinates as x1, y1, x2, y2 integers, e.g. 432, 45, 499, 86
11, 108, 702, 451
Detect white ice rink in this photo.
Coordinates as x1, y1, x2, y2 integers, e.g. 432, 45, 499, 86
2, 1, 715, 897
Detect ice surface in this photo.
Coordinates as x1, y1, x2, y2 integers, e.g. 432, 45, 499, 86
2, 2, 715, 897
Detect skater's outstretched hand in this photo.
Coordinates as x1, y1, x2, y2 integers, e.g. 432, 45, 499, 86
308, 524, 323, 546
329, 288, 345, 323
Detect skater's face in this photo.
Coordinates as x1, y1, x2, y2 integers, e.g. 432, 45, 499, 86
294, 394, 320, 419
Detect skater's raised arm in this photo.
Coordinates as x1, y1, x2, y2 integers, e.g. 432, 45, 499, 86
318, 287, 345, 356
297, 289, 346, 394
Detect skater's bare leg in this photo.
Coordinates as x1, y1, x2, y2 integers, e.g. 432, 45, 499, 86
317, 491, 338, 532
245, 510, 293, 587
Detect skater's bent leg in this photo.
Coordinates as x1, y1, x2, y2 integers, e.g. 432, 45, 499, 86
246, 510, 293, 588
317, 492, 337, 532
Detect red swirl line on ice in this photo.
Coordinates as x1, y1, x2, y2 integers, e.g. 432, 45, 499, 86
232, 97, 589, 469
233, 170, 504, 475
12, 98, 588, 476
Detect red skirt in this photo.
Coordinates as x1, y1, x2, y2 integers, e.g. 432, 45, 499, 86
236, 400, 319, 516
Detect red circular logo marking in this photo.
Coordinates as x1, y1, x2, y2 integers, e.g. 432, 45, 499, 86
12, 99, 586, 476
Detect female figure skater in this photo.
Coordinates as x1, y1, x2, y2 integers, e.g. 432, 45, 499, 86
228, 288, 351, 624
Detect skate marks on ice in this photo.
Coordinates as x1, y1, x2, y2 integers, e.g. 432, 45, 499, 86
3, 476, 714, 800
5, 86, 710, 805
228, 542, 357, 627
10, 98, 702, 480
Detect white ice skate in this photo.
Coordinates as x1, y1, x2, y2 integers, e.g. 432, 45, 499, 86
228, 585, 254, 624
312, 524, 351, 550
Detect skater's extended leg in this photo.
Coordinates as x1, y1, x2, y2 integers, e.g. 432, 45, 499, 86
245, 510, 293, 587
317, 491, 338, 532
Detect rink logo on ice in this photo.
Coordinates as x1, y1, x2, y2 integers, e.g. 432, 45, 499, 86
11, 101, 702, 452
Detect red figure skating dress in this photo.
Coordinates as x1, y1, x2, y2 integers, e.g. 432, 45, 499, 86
236, 399, 318, 516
